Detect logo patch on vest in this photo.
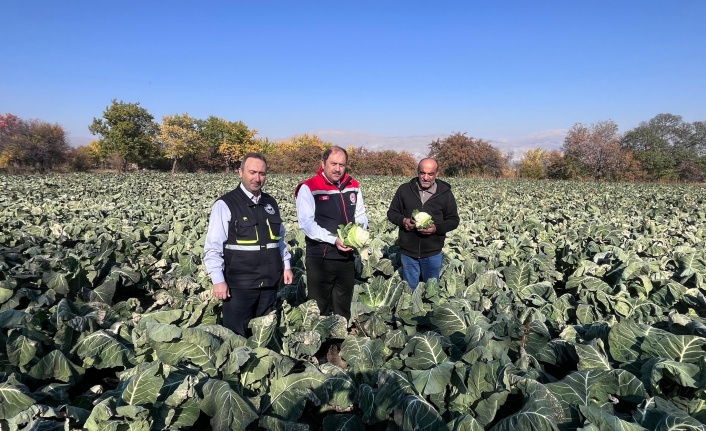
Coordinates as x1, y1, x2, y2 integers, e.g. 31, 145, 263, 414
349, 193, 357, 205
319, 195, 330, 201
264, 203, 275, 214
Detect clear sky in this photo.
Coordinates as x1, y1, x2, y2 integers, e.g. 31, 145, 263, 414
2, 0, 705, 152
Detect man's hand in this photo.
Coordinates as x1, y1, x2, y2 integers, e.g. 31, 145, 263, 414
416, 224, 437, 235
335, 236, 353, 252
403, 217, 416, 231
213, 281, 229, 300
283, 269, 293, 285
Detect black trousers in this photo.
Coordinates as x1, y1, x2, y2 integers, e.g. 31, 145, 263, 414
221, 286, 277, 337
305, 256, 355, 321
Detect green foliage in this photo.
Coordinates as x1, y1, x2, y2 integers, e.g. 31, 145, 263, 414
89, 99, 159, 172
517, 148, 549, 180
621, 113, 706, 181
2, 174, 706, 429
157, 113, 205, 173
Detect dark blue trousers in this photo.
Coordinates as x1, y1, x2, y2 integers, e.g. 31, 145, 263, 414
221, 287, 277, 337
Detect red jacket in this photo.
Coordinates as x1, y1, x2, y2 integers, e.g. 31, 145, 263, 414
296, 168, 360, 259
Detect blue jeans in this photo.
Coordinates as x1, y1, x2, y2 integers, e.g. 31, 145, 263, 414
400, 253, 443, 290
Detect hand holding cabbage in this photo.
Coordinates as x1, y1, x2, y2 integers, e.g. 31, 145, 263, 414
337, 223, 371, 250
412, 209, 434, 229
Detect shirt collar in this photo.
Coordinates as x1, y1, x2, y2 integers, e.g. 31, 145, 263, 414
239, 183, 260, 203
417, 179, 437, 194
318, 167, 348, 187
321, 171, 336, 185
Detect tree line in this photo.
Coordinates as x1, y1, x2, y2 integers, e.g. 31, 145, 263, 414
516, 116, 706, 182
2, 99, 704, 182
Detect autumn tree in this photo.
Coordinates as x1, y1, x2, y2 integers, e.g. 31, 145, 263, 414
267, 134, 331, 174
501, 151, 516, 178
157, 113, 205, 173
346, 146, 362, 174
89, 100, 159, 172
198, 116, 258, 172
621, 113, 705, 181
24, 120, 70, 171
0, 114, 23, 156
0, 114, 28, 169
428, 132, 506, 177
0, 114, 69, 172
68, 144, 101, 172
563, 121, 617, 180
218, 128, 260, 171
83, 140, 118, 170
614, 150, 647, 182
254, 137, 274, 156
517, 148, 549, 179
544, 150, 581, 180
348, 147, 417, 176
196, 116, 227, 172
562, 120, 644, 181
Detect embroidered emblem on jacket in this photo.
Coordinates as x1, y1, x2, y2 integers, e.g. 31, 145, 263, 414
264, 203, 275, 215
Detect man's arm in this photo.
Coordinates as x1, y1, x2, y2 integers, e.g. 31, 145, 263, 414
354, 188, 368, 229
204, 200, 231, 299
435, 192, 460, 235
386, 186, 405, 225
278, 223, 291, 269
295, 184, 338, 244
387, 185, 416, 230
279, 223, 293, 284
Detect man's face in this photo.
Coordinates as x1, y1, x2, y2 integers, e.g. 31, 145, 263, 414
418, 160, 438, 190
322, 150, 347, 183
239, 157, 267, 195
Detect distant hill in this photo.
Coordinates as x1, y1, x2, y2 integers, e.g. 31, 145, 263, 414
302, 129, 567, 161
67, 135, 93, 147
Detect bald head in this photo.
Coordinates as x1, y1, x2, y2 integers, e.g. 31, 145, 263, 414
417, 158, 439, 190
418, 158, 438, 173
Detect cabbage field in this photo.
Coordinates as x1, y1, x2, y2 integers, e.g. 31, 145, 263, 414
2, 173, 706, 431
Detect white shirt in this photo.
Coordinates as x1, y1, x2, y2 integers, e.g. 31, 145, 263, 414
295, 174, 368, 244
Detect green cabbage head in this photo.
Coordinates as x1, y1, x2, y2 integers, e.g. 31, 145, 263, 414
412, 209, 433, 229
337, 223, 371, 249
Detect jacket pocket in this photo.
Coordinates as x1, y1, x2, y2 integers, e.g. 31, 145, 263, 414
267, 214, 282, 240
235, 217, 259, 244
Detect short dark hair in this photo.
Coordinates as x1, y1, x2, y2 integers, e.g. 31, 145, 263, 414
240, 152, 268, 170
322, 146, 348, 164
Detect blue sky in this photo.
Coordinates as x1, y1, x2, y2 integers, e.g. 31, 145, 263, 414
2, 1, 705, 157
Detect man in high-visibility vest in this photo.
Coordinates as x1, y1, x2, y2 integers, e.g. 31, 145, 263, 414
204, 152, 293, 336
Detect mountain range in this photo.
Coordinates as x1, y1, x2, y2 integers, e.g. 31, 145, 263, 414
309, 129, 567, 161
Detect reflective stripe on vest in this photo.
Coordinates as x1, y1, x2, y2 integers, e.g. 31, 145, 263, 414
235, 219, 280, 244
267, 219, 281, 240
225, 243, 279, 251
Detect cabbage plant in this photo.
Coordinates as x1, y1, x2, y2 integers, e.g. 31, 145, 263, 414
3, 174, 706, 431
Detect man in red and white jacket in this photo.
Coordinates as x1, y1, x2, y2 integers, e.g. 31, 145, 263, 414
295, 146, 368, 323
